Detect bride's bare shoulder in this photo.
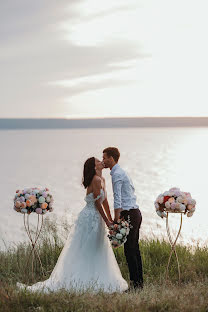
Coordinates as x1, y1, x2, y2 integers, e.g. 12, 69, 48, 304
92, 175, 102, 185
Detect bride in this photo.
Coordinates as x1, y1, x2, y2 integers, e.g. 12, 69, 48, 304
17, 157, 128, 293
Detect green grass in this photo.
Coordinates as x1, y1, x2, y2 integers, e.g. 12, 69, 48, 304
0, 218, 208, 312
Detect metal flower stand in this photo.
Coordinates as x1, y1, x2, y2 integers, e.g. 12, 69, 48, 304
23, 213, 45, 281
165, 212, 183, 284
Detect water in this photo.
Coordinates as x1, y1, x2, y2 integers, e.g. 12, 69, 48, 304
0, 127, 208, 250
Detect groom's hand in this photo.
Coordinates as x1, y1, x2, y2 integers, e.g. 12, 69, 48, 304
114, 208, 123, 223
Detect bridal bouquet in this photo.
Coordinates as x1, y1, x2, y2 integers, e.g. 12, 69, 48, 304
13, 187, 54, 215
155, 187, 196, 218
108, 217, 131, 248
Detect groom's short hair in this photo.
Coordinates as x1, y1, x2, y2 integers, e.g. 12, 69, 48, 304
103, 147, 120, 163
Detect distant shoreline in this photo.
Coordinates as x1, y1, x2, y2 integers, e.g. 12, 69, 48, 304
0, 117, 208, 129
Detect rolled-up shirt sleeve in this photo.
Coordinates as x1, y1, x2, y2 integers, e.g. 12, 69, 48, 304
112, 173, 123, 209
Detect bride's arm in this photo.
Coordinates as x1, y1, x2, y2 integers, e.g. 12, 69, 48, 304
92, 176, 113, 228
102, 198, 113, 223
102, 178, 113, 222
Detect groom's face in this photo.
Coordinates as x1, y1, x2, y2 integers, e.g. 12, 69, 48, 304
102, 153, 112, 168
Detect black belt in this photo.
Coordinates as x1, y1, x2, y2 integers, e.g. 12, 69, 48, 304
121, 208, 139, 214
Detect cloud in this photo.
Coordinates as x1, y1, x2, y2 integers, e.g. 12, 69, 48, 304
0, 0, 144, 117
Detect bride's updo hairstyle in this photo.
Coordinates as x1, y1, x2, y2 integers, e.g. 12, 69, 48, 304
82, 157, 96, 189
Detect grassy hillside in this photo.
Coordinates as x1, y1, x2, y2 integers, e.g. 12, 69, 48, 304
0, 219, 208, 312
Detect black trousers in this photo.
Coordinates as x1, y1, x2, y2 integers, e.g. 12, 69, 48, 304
120, 208, 143, 288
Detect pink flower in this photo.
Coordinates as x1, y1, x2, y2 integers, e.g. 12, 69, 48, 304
19, 196, 25, 203
169, 187, 180, 192
165, 201, 171, 209
36, 208, 42, 214
20, 202, 26, 209
168, 197, 175, 204
185, 192, 191, 197
42, 192, 47, 198
170, 203, 176, 210
15, 201, 21, 208
187, 204, 193, 211
29, 195, 37, 204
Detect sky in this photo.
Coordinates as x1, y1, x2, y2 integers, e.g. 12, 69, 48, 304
1, 0, 208, 118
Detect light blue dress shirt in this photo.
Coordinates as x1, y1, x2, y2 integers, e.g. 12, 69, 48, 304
110, 163, 139, 211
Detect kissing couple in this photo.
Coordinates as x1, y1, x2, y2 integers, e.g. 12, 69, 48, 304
17, 147, 143, 293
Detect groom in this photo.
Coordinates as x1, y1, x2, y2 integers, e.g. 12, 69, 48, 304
103, 147, 143, 290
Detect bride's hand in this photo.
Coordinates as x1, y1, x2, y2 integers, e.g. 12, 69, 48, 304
106, 221, 114, 228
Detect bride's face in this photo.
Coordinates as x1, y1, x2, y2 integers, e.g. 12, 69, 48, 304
95, 158, 104, 171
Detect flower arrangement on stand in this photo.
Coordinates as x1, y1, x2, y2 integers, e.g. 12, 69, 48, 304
154, 187, 196, 218
154, 187, 196, 284
13, 187, 54, 214
13, 187, 54, 281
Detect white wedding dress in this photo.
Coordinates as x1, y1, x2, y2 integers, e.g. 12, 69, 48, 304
17, 189, 128, 293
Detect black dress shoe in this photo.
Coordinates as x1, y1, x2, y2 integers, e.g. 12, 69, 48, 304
132, 282, 143, 290
133, 286, 143, 292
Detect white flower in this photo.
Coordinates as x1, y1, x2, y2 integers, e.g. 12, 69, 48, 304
38, 196, 45, 204
116, 233, 123, 240
155, 202, 159, 210
50, 198, 54, 204
158, 196, 164, 204
177, 196, 184, 203
46, 196, 51, 203
168, 192, 175, 197
120, 228, 126, 235
165, 201, 171, 209
190, 199, 196, 205
156, 210, 163, 218
21, 208, 28, 214
179, 204, 186, 211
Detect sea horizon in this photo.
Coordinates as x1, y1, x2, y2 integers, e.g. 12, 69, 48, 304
1, 117, 208, 129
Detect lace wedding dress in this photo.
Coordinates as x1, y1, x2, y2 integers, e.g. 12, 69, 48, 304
17, 189, 128, 293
